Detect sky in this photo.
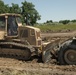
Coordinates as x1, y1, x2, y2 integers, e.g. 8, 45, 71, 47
3, 0, 76, 23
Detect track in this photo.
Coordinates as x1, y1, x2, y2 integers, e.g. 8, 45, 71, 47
0, 42, 33, 60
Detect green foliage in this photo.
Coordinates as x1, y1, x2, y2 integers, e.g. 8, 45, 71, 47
46, 20, 53, 23
0, 0, 41, 25
35, 23, 76, 32
21, 0, 41, 25
0, 0, 21, 14
71, 19, 76, 22
59, 20, 70, 24
0, 0, 9, 13
9, 3, 21, 14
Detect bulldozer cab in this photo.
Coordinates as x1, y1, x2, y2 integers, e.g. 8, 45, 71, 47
0, 13, 42, 46
0, 13, 22, 40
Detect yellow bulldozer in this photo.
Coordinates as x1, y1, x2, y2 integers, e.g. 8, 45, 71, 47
0, 13, 76, 65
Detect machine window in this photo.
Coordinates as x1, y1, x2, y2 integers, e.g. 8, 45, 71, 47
30, 29, 35, 36
36, 31, 40, 39
20, 29, 28, 38
0, 16, 5, 30
22, 30, 28, 38
16, 16, 22, 23
7, 16, 18, 36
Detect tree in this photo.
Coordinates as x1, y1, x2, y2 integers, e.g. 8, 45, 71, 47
59, 20, 70, 24
71, 19, 76, 23
0, 0, 41, 25
9, 3, 21, 14
0, 0, 9, 13
21, 0, 41, 25
0, 0, 21, 14
46, 20, 53, 23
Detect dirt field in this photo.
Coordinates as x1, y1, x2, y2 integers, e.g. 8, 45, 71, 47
0, 58, 76, 75
41, 31, 76, 38
0, 31, 76, 75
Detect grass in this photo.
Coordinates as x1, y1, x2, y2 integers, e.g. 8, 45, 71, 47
34, 23, 76, 32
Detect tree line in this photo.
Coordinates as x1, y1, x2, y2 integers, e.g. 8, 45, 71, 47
46, 19, 76, 25
0, 0, 41, 25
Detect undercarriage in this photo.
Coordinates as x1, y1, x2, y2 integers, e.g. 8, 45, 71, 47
0, 42, 35, 60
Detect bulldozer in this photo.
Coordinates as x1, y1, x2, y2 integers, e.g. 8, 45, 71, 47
0, 13, 76, 65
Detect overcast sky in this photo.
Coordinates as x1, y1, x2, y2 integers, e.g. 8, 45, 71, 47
3, 0, 76, 23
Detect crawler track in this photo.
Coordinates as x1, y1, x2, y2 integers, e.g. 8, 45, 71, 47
0, 42, 34, 60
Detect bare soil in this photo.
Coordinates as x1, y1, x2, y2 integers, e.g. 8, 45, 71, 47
41, 31, 76, 38
0, 31, 76, 75
0, 58, 76, 75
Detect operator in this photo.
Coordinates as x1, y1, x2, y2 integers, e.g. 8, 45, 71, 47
7, 16, 18, 36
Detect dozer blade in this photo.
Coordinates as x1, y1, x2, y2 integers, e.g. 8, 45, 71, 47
42, 48, 52, 63
42, 38, 60, 63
